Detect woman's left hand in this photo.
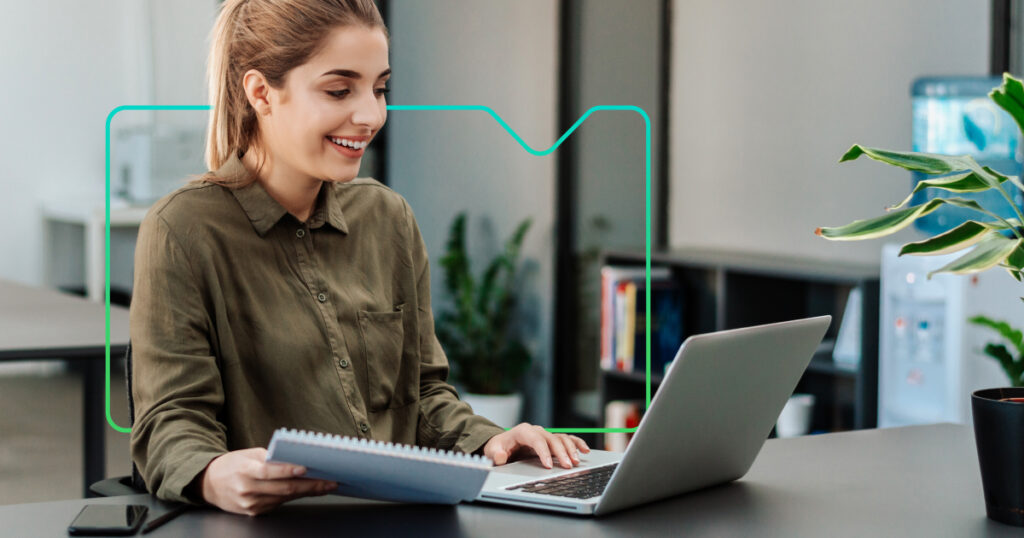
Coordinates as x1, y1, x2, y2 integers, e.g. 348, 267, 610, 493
482, 423, 591, 469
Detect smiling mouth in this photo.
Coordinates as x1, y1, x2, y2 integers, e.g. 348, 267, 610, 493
326, 136, 369, 150
326, 136, 367, 158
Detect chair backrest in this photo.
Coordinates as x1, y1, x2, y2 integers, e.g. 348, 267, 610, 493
124, 342, 148, 492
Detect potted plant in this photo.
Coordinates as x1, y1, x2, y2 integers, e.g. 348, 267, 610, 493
435, 212, 532, 428
816, 72, 1024, 527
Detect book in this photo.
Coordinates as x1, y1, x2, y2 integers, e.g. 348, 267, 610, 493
600, 266, 671, 370
627, 280, 685, 375
266, 428, 493, 504
601, 265, 684, 374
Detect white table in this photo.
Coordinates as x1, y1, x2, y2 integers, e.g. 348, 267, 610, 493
41, 198, 149, 302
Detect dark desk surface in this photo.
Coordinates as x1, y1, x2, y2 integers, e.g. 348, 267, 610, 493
0, 279, 129, 358
1, 424, 1020, 536
0, 279, 131, 496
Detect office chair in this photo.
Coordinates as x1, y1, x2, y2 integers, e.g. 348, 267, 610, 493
88, 341, 149, 496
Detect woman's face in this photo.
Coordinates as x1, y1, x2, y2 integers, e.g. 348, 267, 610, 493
254, 25, 390, 183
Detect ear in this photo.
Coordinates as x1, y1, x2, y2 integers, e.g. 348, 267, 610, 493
242, 69, 273, 116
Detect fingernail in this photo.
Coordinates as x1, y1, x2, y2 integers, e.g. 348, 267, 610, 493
292, 466, 306, 476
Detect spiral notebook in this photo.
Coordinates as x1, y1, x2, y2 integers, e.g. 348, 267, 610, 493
266, 428, 493, 504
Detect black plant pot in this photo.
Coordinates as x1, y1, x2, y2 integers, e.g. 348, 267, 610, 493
972, 387, 1024, 526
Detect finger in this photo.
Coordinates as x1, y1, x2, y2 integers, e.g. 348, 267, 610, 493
248, 477, 338, 497
544, 431, 573, 469
250, 460, 307, 480
526, 428, 553, 468
569, 435, 591, 453
558, 435, 580, 464
237, 447, 270, 462
490, 447, 510, 465
278, 480, 337, 504
237, 495, 288, 517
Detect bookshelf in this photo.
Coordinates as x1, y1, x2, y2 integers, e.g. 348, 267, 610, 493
595, 247, 880, 447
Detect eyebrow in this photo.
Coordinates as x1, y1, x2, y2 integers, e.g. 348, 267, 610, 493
320, 68, 391, 80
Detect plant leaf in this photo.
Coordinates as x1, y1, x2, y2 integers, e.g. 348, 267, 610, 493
440, 213, 470, 296
967, 161, 1013, 192
840, 145, 970, 174
890, 170, 1007, 210
969, 315, 1024, 356
990, 73, 1024, 154
980, 165, 1024, 197
926, 234, 1023, 278
898, 220, 1009, 256
816, 198, 968, 241
488, 218, 532, 337
1006, 244, 1024, 273
980, 342, 1024, 386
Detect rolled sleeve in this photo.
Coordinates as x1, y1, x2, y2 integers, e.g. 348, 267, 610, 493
130, 211, 228, 504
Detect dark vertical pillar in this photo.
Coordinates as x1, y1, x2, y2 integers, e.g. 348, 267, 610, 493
657, 0, 671, 250
856, 279, 880, 429
553, 0, 582, 428
83, 357, 106, 497
992, 0, 1012, 75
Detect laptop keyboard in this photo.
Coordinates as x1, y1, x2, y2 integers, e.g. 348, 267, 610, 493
505, 463, 618, 499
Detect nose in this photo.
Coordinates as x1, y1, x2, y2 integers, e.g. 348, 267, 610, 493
351, 88, 386, 131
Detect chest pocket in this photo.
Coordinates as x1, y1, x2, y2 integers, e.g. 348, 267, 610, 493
357, 304, 418, 410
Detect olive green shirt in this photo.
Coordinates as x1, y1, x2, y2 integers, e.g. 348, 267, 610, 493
130, 151, 504, 504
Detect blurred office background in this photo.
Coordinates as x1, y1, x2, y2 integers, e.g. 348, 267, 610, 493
0, 0, 1016, 503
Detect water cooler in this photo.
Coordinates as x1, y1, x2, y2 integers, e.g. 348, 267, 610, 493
878, 77, 1024, 427
879, 244, 1018, 427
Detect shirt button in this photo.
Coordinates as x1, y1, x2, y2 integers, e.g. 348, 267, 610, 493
317, 292, 327, 302
296, 228, 305, 238
338, 358, 349, 368
359, 423, 369, 433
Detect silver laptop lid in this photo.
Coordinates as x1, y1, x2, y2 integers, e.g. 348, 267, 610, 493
595, 315, 831, 515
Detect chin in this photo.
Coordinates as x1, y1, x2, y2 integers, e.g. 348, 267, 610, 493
325, 170, 358, 183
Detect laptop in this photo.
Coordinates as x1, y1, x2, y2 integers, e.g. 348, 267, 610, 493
475, 315, 831, 516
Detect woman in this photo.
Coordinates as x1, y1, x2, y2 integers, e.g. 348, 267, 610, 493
130, 0, 588, 516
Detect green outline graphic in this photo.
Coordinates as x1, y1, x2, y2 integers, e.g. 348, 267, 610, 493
105, 104, 652, 435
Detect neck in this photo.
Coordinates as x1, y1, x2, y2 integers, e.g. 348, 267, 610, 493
241, 147, 323, 222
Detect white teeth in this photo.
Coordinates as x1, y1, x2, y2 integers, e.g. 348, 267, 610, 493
330, 137, 367, 150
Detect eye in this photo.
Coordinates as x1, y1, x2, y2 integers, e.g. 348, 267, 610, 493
327, 89, 350, 98
375, 87, 390, 96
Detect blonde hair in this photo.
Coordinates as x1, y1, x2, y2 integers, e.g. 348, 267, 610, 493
203, 0, 388, 186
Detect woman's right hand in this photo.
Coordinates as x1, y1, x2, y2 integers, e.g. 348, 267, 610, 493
197, 447, 338, 516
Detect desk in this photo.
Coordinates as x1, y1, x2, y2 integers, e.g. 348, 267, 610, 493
0, 279, 130, 496
41, 199, 149, 302
1, 424, 1018, 536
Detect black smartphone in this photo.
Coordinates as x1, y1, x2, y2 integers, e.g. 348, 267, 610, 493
67, 504, 148, 536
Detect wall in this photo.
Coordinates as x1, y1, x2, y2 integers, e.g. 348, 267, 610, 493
0, 0, 215, 289
669, 0, 991, 265
387, 0, 559, 424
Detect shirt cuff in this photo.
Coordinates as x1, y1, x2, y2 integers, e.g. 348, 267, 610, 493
455, 422, 506, 457
154, 448, 224, 505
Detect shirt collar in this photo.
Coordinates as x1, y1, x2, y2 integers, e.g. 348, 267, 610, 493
218, 151, 348, 236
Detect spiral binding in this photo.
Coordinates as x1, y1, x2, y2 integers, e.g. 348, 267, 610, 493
272, 428, 494, 469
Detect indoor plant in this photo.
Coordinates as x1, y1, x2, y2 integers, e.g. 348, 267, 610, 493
816, 72, 1024, 527
969, 315, 1024, 387
435, 212, 532, 428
